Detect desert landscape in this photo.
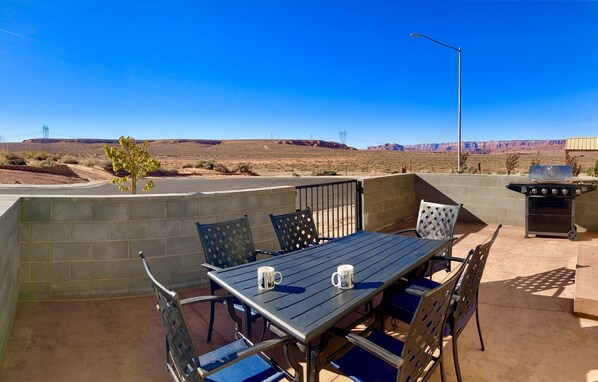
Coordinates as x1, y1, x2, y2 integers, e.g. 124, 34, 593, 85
0, 138, 597, 185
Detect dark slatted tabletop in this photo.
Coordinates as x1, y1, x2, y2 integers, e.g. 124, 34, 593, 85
208, 230, 449, 344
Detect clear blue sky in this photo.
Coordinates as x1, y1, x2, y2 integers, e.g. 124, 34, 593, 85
1, 1, 597, 149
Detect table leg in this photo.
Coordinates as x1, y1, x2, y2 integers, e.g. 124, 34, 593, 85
305, 342, 320, 382
242, 303, 253, 339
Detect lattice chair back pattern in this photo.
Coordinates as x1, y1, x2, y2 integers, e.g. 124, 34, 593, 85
399, 258, 464, 382
416, 200, 461, 240
328, 250, 468, 382
195, 216, 265, 343
269, 208, 321, 253
140, 253, 201, 382
140, 252, 294, 382
195, 216, 257, 269
452, 224, 501, 335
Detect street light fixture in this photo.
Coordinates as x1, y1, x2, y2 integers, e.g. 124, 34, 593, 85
410, 33, 462, 173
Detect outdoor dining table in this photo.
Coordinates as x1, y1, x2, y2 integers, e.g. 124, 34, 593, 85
208, 230, 450, 382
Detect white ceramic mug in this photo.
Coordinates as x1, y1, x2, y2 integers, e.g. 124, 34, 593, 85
257, 266, 283, 290
331, 264, 354, 289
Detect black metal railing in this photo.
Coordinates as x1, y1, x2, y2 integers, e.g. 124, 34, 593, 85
296, 180, 362, 238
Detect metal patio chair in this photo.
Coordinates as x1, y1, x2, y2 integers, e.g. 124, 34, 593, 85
387, 225, 502, 382
397, 200, 461, 276
139, 252, 298, 382
195, 216, 277, 342
328, 249, 468, 382
269, 208, 332, 253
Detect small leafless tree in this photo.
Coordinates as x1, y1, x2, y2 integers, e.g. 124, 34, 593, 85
565, 152, 582, 176
530, 150, 541, 166
505, 153, 520, 175
459, 152, 470, 173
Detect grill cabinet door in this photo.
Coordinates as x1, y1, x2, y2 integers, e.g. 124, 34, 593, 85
528, 198, 572, 234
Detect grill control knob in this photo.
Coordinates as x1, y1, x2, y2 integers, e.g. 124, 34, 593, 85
531, 188, 538, 195
541, 188, 548, 195
562, 189, 569, 196
576, 189, 581, 195
551, 188, 558, 195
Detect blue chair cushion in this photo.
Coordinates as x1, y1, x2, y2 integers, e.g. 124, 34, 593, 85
388, 276, 440, 324
199, 339, 283, 382
388, 277, 477, 337
330, 330, 404, 382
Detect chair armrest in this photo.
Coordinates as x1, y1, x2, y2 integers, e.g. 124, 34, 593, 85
395, 228, 422, 238
329, 328, 404, 368
255, 249, 283, 256
199, 335, 296, 376
318, 237, 334, 242
180, 294, 233, 306
429, 255, 466, 263
201, 263, 223, 272
404, 285, 430, 297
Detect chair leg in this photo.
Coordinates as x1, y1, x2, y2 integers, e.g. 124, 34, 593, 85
207, 301, 216, 343
452, 336, 463, 382
475, 305, 485, 351
439, 342, 446, 382
259, 317, 268, 342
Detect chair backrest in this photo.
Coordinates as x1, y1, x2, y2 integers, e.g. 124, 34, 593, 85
415, 200, 461, 240
399, 252, 468, 382
195, 216, 257, 269
453, 225, 502, 332
140, 253, 201, 382
269, 208, 319, 253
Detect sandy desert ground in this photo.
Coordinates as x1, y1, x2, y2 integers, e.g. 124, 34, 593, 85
1, 139, 596, 185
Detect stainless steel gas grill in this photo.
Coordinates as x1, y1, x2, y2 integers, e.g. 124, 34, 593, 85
506, 165, 597, 241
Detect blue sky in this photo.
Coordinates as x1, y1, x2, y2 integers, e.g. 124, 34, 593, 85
1, 1, 597, 149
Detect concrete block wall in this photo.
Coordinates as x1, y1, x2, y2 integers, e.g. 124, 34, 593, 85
415, 173, 598, 231
0, 197, 20, 361
361, 174, 416, 232
416, 174, 526, 227
18, 187, 296, 300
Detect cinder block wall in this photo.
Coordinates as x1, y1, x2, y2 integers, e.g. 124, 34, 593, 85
361, 174, 416, 232
0, 197, 20, 361
415, 173, 525, 227
18, 187, 296, 300
416, 174, 598, 231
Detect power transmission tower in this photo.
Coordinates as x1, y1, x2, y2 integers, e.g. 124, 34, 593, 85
42, 124, 49, 151
338, 130, 347, 145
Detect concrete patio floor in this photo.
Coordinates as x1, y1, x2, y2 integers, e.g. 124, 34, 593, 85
1, 224, 597, 382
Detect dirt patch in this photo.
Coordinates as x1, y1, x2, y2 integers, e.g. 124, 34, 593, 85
0, 165, 113, 185
0, 169, 86, 185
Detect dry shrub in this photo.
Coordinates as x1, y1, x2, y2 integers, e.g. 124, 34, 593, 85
565, 152, 582, 176
213, 163, 230, 173
61, 155, 79, 164
234, 163, 254, 174
505, 153, 520, 175
196, 160, 215, 170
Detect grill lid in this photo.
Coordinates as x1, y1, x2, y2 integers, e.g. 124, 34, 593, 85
529, 165, 572, 183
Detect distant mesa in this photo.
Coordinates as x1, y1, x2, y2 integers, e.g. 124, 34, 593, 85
277, 140, 357, 150
24, 138, 222, 145
367, 139, 566, 154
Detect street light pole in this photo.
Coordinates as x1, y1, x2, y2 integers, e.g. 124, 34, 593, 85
410, 33, 462, 173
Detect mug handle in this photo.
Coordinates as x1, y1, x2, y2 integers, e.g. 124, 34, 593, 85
331, 272, 340, 287
274, 271, 283, 285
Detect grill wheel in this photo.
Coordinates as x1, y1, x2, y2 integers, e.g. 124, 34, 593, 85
568, 230, 578, 241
